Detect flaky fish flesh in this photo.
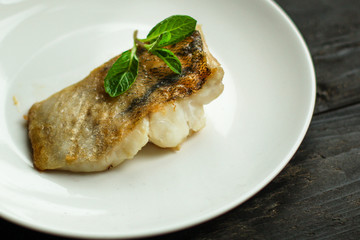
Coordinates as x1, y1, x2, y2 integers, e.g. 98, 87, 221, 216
28, 27, 224, 172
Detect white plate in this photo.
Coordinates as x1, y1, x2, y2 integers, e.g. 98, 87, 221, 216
0, 0, 315, 238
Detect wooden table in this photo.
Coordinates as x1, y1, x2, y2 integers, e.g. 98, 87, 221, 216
1, 0, 359, 239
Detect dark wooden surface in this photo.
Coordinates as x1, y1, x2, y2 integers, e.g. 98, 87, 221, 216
1, 0, 360, 239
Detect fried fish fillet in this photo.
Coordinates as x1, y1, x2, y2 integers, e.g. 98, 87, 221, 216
28, 27, 224, 172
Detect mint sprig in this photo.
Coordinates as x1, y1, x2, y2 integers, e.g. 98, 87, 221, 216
104, 15, 197, 97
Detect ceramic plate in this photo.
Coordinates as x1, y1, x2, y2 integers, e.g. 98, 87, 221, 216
0, 0, 315, 238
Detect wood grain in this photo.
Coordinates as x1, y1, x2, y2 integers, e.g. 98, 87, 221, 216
1, 0, 360, 239
277, 0, 360, 114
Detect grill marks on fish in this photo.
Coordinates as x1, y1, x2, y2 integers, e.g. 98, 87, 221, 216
126, 30, 211, 114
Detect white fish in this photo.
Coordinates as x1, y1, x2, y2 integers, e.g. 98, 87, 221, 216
28, 27, 224, 172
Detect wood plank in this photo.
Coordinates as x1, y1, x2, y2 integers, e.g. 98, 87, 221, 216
276, 0, 360, 114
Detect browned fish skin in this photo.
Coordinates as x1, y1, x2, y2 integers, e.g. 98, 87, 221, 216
28, 29, 223, 171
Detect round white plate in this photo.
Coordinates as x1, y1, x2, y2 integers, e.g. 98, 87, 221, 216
0, 0, 315, 238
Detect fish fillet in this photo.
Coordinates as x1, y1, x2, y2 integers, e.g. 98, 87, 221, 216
28, 27, 224, 172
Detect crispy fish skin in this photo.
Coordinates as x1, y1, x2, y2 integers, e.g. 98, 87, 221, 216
28, 28, 224, 172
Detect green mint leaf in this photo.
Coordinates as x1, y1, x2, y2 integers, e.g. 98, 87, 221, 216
145, 15, 196, 46
144, 32, 172, 51
155, 32, 172, 48
104, 48, 139, 97
152, 48, 182, 74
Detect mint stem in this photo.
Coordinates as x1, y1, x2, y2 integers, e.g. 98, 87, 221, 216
133, 30, 146, 49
